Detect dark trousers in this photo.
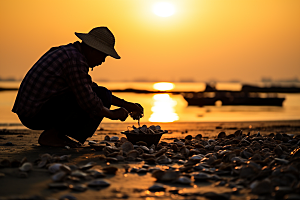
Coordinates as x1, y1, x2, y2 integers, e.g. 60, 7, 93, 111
19, 86, 112, 144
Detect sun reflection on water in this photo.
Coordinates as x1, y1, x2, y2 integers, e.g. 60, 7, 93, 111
150, 82, 179, 122
149, 93, 179, 122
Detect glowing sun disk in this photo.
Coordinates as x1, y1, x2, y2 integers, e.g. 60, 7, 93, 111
152, 2, 176, 17
153, 82, 174, 91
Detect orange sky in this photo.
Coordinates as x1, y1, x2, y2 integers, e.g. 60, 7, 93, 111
0, 0, 299, 82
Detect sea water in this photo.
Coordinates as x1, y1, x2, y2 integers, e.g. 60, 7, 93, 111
0, 81, 300, 129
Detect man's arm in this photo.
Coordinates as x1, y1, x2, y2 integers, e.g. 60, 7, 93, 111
111, 95, 144, 119
99, 106, 129, 121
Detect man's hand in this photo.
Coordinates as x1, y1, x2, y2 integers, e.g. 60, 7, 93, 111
111, 107, 129, 121
100, 107, 129, 121
127, 103, 144, 120
111, 95, 144, 120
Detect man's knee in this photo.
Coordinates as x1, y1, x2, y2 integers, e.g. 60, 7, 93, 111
92, 86, 112, 108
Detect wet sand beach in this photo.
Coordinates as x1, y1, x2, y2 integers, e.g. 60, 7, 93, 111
0, 120, 300, 200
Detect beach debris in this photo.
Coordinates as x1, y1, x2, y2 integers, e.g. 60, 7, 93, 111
87, 168, 105, 178
148, 183, 166, 192
70, 170, 89, 179
48, 163, 63, 174
19, 162, 33, 172
88, 179, 110, 187
218, 132, 226, 138
88, 140, 97, 145
52, 171, 67, 182
104, 135, 110, 141
110, 136, 119, 142
176, 176, 192, 185
193, 172, 212, 181
121, 141, 134, 152
69, 184, 88, 192
38, 154, 51, 168
79, 162, 96, 170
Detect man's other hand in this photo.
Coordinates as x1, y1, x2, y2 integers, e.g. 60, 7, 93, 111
111, 107, 129, 121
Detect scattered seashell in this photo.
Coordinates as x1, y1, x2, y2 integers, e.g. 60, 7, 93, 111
193, 172, 211, 181
69, 184, 87, 192
60, 155, 71, 161
218, 132, 226, 139
38, 159, 48, 168
52, 171, 67, 182
87, 169, 105, 178
185, 135, 193, 140
48, 163, 63, 174
148, 183, 166, 192
180, 146, 190, 158
70, 170, 89, 179
60, 165, 71, 174
79, 162, 96, 170
140, 146, 150, 152
155, 148, 167, 157
176, 176, 192, 185
157, 155, 172, 164
127, 150, 139, 159
274, 158, 289, 164
137, 168, 148, 173
110, 136, 119, 142
121, 141, 134, 152
88, 179, 110, 187
130, 167, 139, 173
88, 140, 97, 145
19, 162, 32, 172
274, 145, 283, 156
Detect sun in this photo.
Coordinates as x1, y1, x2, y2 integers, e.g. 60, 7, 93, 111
153, 82, 175, 91
152, 2, 176, 17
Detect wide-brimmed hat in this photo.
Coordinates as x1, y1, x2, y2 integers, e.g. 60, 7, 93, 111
75, 27, 120, 59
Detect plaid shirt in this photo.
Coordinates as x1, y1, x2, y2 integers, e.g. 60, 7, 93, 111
12, 42, 104, 119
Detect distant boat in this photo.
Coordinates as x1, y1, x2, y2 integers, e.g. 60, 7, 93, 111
242, 84, 300, 93
182, 84, 286, 107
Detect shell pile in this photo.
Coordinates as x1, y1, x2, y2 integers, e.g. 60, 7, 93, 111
127, 125, 166, 134
1, 127, 300, 200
